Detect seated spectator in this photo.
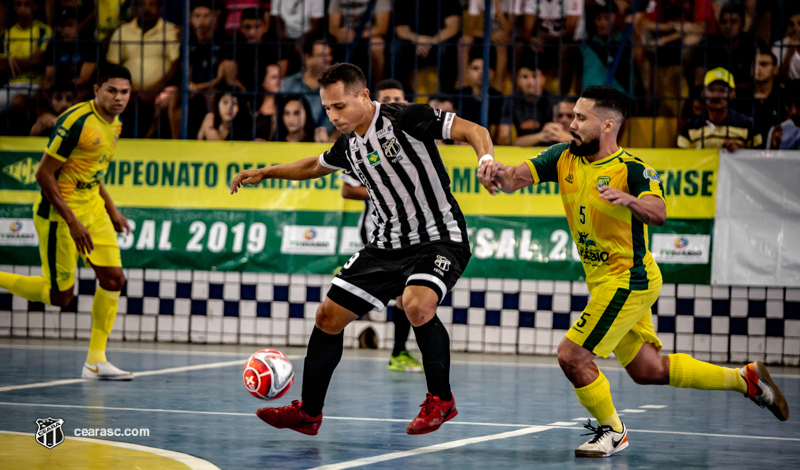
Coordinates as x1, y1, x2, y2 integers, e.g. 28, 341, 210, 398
374, 79, 406, 104
222, 7, 289, 100
255, 63, 281, 141
95, 0, 134, 41
328, 0, 390, 87
772, 10, 800, 81
521, 0, 585, 93
454, 48, 505, 142
497, 60, 555, 146
393, 0, 462, 94
42, 7, 98, 102
462, 0, 521, 90
767, 80, 800, 149
275, 94, 315, 142
733, 47, 782, 149
0, 0, 52, 115
223, 0, 271, 38
197, 91, 254, 140
534, 95, 577, 147
30, 79, 75, 136
580, 3, 632, 94
106, 0, 180, 138
280, 38, 334, 139
271, 0, 324, 44
677, 67, 761, 150
692, 3, 756, 93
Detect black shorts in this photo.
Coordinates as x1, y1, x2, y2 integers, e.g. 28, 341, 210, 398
327, 241, 471, 317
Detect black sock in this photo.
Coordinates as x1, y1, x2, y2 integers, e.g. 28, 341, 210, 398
300, 327, 343, 417
392, 307, 411, 357
412, 314, 452, 401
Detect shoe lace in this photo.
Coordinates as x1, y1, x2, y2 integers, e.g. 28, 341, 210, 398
419, 394, 440, 416
581, 420, 613, 444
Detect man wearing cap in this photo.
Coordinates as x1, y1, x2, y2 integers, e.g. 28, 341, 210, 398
677, 67, 762, 151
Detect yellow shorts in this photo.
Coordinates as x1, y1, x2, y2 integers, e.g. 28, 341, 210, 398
565, 284, 662, 367
34, 206, 122, 292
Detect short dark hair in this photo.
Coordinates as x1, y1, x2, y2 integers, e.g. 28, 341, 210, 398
319, 63, 367, 92
302, 36, 328, 56
240, 8, 261, 22
468, 46, 497, 70
720, 2, 745, 21
429, 93, 453, 104
580, 86, 629, 119
757, 43, 779, 67
52, 78, 76, 94
559, 95, 579, 105
56, 7, 78, 26
191, 0, 213, 12
97, 64, 132, 86
375, 79, 404, 94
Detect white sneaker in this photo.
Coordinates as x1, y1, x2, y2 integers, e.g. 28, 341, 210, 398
82, 361, 134, 381
740, 361, 789, 421
575, 420, 628, 458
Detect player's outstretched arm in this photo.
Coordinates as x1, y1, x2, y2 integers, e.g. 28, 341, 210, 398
35, 153, 94, 255
477, 161, 534, 195
230, 156, 336, 194
449, 116, 493, 160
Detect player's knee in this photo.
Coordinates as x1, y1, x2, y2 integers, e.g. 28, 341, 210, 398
50, 289, 74, 307
402, 296, 436, 327
557, 341, 582, 375
100, 272, 126, 292
315, 302, 346, 334
628, 358, 670, 385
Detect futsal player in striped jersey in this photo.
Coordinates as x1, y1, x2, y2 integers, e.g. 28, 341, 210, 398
478, 86, 788, 457
0, 65, 134, 381
231, 63, 494, 435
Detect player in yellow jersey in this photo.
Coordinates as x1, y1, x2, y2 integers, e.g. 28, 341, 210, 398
0, 65, 134, 381
478, 86, 788, 457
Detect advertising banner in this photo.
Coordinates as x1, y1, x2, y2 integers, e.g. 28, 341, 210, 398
1, 138, 717, 283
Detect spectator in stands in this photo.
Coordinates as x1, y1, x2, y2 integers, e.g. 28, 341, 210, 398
462, 0, 521, 90
29, 79, 74, 136
394, 0, 462, 94
454, 48, 505, 142
95, 0, 133, 42
42, 7, 98, 102
223, 0, 271, 38
275, 94, 315, 142
328, 0, 390, 87
255, 63, 281, 141
271, 0, 324, 45
497, 60, 555, 146
222, 7, 289, 98
373, 79, 406, 103
734, 47, 782, 148
693, 3, 756, 94
767, 80, 800, 149
521, 0, 585, 94
0, 0, 52, 115
538, 95, 577, 146
580, 3, 632, 94
280, 38, 334, 141
677, 67, 761, 150
106, 0, 180, 138
197, 91, 253, 140
772, 11, 800, 81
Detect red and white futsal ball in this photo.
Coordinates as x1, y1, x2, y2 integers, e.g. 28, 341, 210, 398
242, 349, 294, 400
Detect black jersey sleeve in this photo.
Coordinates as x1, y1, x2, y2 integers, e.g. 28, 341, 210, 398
396, 103, 456, 143
319, 134, 352, 171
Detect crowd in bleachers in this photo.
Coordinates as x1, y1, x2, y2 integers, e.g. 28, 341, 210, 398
1, 0, 799, 149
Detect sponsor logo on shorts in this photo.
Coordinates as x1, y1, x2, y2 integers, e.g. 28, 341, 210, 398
434, 255, 451, 272
35, 417, 65, 449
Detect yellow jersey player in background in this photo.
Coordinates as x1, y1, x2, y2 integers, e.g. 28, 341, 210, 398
0, 64, 134, 380
477, 86, 788, 458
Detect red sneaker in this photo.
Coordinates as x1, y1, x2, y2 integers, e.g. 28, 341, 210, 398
406, 393, 458, 435
256, 400, 323, 435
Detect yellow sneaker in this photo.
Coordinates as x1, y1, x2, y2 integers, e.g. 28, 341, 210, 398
388, 351, 424, 372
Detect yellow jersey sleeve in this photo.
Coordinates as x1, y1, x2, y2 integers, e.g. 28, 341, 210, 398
626, 159, 665, 201
526, 142, 568, 184
45, 103, 91, 161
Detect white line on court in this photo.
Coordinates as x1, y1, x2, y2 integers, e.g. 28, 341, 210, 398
0, 359, 245, 393
306, 426, 554, 470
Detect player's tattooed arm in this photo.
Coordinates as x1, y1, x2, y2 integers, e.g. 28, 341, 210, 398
230, 156, 337, 194
598, 187, 667, 226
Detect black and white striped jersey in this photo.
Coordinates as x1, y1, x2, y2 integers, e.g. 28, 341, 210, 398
320, 102, 469, 250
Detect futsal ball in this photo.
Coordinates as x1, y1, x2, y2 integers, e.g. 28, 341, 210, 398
242, 349, 294, 400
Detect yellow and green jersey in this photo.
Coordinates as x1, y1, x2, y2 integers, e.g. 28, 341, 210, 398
0, 20, 52, 84
526, 142, 665, 293
36, 100, 122, 222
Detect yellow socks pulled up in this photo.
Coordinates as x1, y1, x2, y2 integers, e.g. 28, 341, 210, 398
87, 286, 121, 365
668, 353, 747, 393
574, 370, 623, 432
0, 272, 51, 305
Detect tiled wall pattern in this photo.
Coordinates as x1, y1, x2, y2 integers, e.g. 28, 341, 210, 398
1, 265, 799, 366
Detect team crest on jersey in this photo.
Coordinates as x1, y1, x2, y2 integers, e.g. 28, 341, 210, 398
382, 138, 403, 162
596, 176, 611, 189
434, 255, 451, 271
643, 168, 661, 182
367, 150, 381, 167
565, 174, 574, 183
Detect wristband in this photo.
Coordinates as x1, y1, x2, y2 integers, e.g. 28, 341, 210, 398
479, 154, 494, 165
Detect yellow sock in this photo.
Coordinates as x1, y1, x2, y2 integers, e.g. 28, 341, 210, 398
668, 353, 747, 393
87, 286, 121, 365
0, 272, 51, 305
574, 370, 623, 433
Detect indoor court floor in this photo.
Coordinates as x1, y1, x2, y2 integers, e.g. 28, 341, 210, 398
1, 338, 798, 469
